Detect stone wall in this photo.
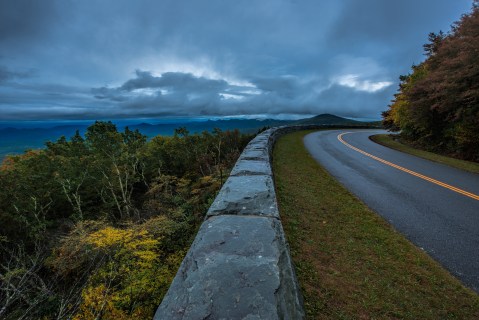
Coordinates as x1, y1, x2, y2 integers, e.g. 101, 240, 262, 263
154, 125, 360, 319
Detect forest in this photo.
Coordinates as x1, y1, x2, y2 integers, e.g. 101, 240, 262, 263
382, 1, 479, 162
0, 121, 253, 319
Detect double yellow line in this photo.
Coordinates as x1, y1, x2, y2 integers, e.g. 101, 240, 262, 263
337, 132, 479, 201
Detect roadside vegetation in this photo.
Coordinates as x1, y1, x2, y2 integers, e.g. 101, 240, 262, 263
370, 134, 479, 174
273, 130, 479, 319
382, 1, 479, 162
0, 121, 252, 319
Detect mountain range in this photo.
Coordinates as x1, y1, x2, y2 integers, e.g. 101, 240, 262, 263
0, 114, 381, 161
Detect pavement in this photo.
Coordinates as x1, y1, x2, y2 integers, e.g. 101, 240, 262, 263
303, 129, 479, 292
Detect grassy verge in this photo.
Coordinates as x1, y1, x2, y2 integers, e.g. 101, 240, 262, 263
370, 134, 479, 174
273, 130, 479, 319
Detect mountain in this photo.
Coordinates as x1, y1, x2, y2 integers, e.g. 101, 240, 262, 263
0, 115, 381, 161
129, 119, 293, 136
0, 119, 292, 160
293, 114, 363, 126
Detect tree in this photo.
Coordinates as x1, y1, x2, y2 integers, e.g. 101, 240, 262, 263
0, 120, 253, 319
382, 2, 479, 160
0, 242, 52, 320
85, 122, 147, 220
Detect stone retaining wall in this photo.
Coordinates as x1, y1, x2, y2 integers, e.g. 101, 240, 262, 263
154, 125, 368, 319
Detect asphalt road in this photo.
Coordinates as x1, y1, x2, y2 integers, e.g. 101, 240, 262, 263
304, 129, 479, 292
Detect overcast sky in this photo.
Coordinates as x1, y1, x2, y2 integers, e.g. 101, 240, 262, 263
0, 0, 473, 120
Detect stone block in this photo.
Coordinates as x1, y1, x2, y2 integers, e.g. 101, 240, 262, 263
230, 159, 272, 176
154, 215, 304, 320
206, 175, 278, 218
239, 147, 270, 161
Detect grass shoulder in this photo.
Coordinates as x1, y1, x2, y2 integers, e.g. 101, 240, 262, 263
370, 134, 479, 174
273, 130, 479, 319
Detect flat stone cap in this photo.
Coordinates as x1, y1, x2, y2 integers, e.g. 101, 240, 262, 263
155, 126, 309, 320
206, 175, 278, 218
230, 158, 272, 176
154, 215, 304, 320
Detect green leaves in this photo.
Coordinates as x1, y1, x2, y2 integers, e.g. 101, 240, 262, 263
0, 121, 253, 319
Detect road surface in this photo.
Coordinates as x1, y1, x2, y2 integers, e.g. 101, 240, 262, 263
304, 129, 479, 292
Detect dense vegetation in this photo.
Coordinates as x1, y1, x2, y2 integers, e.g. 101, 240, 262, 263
0, 121, 252, 319
382, 1, 479, 161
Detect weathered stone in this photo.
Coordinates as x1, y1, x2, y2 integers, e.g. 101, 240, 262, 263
154, 215, 304, 320
207, 175, 278, 217
245, 140, 269, 151
230, 159, 272, 176
154, 125, 324, 320
239, 147, 269, 161
248, 134, 272, 145
251, 132, 271, 141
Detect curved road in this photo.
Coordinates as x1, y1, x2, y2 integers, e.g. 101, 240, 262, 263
304, 129, 479, 292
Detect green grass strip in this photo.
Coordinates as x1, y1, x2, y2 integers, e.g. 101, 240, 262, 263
370, 134, 479, 174
273, 130, 479, 319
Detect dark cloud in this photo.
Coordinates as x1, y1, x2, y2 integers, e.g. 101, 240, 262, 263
93, 71, 235, 115
119, 71, 165, 91
0, 0, 56, 42
250, 76, 303, 99
0, 0, 474, 120
120, 70, 228, 92
0, 66, 17, 83
91, 87, 128, 102
83, 70, 395, 119
0, 65, 32, 83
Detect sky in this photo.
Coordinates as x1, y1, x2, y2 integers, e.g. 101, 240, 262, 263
0, 0, 474, 121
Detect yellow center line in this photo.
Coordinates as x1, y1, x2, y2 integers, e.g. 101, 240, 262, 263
337, 132, 479, 201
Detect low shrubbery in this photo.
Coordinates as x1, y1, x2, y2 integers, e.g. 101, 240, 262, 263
0, 121, 252, 319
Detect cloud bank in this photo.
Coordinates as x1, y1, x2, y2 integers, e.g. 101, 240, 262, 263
0, 0, 473, 120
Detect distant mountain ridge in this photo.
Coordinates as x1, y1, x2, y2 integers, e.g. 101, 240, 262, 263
293, 113, 362, 125
0, 114, 380, 160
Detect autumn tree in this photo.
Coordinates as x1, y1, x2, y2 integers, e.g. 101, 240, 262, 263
383, 1, 479, 161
